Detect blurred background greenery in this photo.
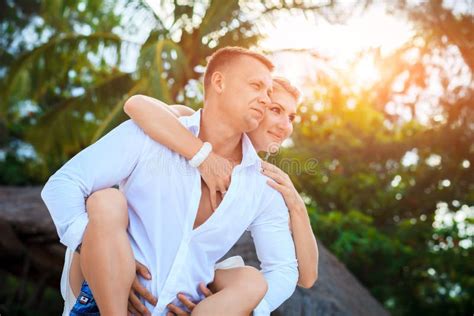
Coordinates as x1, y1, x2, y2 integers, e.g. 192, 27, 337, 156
0, 0, 472, 315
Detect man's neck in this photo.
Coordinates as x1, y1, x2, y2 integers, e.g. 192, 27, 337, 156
199, 106, 243, 162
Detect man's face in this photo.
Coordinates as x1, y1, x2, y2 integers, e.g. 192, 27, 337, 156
218, 56, 273, 132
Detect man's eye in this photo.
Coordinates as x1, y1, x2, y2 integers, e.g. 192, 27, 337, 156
251, 83, 260, 89
289, 115, 295, 122
271, 107, 281, 114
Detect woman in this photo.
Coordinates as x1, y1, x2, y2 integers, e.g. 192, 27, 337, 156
69, 77, 318, 316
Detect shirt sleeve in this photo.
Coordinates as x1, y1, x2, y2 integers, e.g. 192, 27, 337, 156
247, 189, 299, 315
41, 120, 149, 250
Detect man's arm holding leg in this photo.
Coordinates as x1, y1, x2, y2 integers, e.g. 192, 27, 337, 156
247, 189, 299, 316
41, 120, 149, 315
178, 189, 297, 316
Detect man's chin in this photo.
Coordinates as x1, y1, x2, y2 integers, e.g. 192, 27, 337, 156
245, 119, 260, 132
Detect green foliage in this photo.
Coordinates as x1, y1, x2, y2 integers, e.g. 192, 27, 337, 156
275, 2, 474, 311
0, 153, 38, 185
309, 203, 473, 315
0, 271, 63, 316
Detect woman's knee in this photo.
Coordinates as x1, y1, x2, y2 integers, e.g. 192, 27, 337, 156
236, 266, 268, 299
213, 266, 268, 301
86, 188, 128, 225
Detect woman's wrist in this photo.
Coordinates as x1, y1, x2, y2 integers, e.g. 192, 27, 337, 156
287, 191, 305, 213
289, 201, 309, 220
189, 142, 213, 167
185, 139, 205, 160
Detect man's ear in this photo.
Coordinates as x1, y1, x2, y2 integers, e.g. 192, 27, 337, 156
210, 71, 225, 94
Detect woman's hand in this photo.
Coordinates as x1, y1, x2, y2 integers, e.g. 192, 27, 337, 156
260, 160, 305, 211
198, 152, 235, 210
166, 283, 213, 316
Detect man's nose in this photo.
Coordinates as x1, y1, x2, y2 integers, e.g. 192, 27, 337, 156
258, 92, 271, 106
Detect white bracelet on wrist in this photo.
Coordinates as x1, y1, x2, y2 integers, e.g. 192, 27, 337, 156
189, 142, 212, 168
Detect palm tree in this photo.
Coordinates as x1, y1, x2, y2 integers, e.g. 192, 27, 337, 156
1, 0, 358, 179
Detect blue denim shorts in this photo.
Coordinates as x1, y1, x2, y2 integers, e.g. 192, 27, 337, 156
70, 280, 100, 316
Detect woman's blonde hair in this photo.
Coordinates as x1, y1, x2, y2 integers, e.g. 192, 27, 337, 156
272, 77, 301, 102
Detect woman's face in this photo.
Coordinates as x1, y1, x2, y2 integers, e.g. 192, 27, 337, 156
247, 88, 297, 153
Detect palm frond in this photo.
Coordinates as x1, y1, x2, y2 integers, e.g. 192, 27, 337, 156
91, 80, 143, 143
199, 0, 240, 36
24, 71, 134, 157
1, 32, 132, 112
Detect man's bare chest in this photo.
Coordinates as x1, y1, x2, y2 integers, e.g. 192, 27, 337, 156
192, 180, 223, 230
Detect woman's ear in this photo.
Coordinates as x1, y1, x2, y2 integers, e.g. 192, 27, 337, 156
211, 71, 225, 94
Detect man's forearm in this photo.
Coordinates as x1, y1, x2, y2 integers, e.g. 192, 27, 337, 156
41, 120, 147, 249
249, 191, 299, 314
254, 264, 298, 315
41, 175, 90, 250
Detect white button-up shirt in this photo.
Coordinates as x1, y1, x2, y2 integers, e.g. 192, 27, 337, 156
41, 109, 298, 315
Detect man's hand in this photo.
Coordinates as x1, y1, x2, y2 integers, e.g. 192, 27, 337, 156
166, 282, 213, 316
198, 152, 235, 210
128, 260, 158, 316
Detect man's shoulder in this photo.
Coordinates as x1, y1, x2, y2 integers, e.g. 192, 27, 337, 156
177, 114, 197, 131
115, 120, 172, 156
250, 168, 288, 212
262, 183, 287, 210
245, 173, 289, 231
112, 119, 150, 142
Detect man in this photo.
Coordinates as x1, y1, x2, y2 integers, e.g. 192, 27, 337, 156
41, 46, 298, 315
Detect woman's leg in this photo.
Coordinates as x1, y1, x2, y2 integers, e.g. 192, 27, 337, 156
191, 266, 268, 316
75, 188, 135, 316
69, 251, 84, 298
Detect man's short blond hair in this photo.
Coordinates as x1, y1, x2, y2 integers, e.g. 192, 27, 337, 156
272, 76, 301, 103
203, 46, 274, 97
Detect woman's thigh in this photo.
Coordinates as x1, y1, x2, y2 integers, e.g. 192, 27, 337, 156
69, 187, 129, 297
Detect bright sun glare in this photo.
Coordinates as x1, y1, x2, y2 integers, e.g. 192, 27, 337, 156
261, 7, 414, 90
